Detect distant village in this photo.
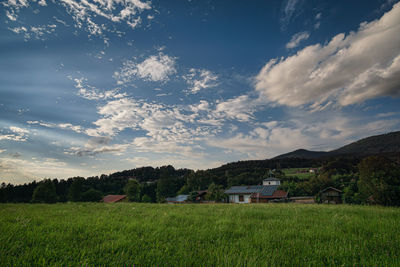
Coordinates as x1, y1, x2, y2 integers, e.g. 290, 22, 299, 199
102, 172, 342, 205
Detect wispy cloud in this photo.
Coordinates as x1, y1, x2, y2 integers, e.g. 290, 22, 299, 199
280, 0, 302, 30
72, 77, 126, 100
286, 31, 309, 49
27, 121, 84, 134
183, 68, 218, 94
3, 0, 153, 40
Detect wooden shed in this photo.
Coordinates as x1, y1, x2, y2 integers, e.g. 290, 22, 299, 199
102, 195, 127, 203
319, 187, 342, 204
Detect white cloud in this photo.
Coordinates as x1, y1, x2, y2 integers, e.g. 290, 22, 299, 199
0, 149, 6, 154
256, 3, 400, 110
214, 95, 258, 122
4, 0, 153, 38
27, 121, 84, 134
0, 126, 29, 142
73, 77, 126, 100
286, 31, 310, 49
114, 52, 177, 84
9, 126, 29, 134
9, 24, 57, 41
183, 68, 218, 94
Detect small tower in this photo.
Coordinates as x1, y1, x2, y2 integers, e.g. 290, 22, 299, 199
263, 177, 280, 186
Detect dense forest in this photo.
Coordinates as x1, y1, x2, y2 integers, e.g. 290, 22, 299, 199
1, 154, 400, 206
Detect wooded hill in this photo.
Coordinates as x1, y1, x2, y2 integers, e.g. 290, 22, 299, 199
273, 131, 400, 159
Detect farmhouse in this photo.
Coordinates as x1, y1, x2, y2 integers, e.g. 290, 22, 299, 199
102, 195, 127, 203
319, 187, 342, 204
225, 178, 287, 203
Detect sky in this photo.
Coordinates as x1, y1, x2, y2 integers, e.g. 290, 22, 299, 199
1, 0, 400, 184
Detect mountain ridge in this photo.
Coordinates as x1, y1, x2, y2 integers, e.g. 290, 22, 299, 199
273, 131, 400, 159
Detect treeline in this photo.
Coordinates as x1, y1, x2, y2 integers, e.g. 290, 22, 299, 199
1, 155, 399, 206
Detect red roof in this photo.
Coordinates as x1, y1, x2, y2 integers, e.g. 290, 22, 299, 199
102, 195, 126, 203
250, 190, 287, 199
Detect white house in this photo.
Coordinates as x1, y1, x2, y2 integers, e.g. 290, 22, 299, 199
225, 178, 287, 204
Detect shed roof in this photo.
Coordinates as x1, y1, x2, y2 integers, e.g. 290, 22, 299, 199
320, 187, 342, 193
166, 194, 189, 202
102, 195, 126, 203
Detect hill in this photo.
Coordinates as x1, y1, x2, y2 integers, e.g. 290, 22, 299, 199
273, 131, 400, 159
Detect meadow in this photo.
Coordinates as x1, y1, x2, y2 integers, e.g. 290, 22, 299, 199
1, 203, 400, 266
282, 168, 317, 179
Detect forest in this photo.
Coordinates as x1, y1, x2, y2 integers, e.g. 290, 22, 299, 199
1, 155, 400, 206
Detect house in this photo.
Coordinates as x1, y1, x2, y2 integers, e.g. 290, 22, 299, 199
166, 194, 189, 204
102, 195, 127, 203
319, 187, 342, 204
225, 178, 287, 203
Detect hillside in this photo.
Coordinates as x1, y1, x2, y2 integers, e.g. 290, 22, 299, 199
273, 131, 400, 159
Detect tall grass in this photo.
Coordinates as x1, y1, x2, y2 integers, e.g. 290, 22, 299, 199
1, 203, 399, 266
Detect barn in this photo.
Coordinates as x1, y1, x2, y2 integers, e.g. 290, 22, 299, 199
319, 187, 342, 204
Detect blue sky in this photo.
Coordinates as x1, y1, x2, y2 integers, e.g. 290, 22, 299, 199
1, 0, 400, 184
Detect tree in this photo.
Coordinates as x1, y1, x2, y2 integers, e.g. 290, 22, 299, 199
206, 183, 226, 202
358, 156, 400, 206
68, 177, 85, 202
141, 194, 152, 203
124, 180, 140, 202
81, 188, 103, 202
156, 177, 176, 202
31, 179, 58, 203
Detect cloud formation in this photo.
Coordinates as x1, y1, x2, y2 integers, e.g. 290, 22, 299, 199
0, 126, 29, 142
3, 0, 153, 38
114, 52, 177, 84
256, 2, 400, 110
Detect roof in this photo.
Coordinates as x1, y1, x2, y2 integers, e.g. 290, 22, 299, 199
102, 195, 126, 203
251, 190, 287, 199
225, 185, 263, 194
196, 190, 208, 196
263, 177, 280, 182
225, 185, 279, 196
320, 187, 342, 193
166, 194, 189, 202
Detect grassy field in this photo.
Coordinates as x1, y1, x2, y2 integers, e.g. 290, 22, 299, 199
282, 168, 317, 179
1, 203, 400, 266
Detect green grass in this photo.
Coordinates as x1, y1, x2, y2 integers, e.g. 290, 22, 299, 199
282, 168, 317, 179
1, 203, 400, 266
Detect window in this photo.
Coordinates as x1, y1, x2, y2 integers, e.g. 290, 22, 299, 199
239, 195, 244, 202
